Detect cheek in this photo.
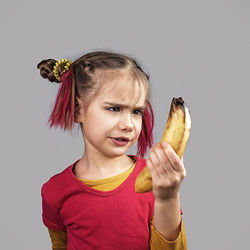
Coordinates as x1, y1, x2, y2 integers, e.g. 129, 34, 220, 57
84, 112, 104, 133
90, 112, 115, 131
135, 118, 143, 134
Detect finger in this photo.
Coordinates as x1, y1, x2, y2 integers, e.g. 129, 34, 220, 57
163, 142, 185, 173
155, 142, 169, 164
154, 143, 171, 175
146, 157, 161, 181
148, 148, 162, 179
149, 146, 160, 166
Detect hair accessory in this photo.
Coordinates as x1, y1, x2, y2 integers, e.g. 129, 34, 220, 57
53, 59, 72, 81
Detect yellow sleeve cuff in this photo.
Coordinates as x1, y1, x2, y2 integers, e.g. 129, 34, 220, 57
149, 216, 187, 249
47, 228, 67, 250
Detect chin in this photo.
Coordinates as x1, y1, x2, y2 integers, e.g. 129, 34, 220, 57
103, 148, 129, 158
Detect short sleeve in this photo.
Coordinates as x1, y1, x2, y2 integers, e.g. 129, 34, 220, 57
41, 184, 66, 231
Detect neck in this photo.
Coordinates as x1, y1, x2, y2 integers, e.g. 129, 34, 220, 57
74, 149, 135, 180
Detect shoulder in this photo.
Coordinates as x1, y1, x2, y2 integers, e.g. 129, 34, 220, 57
41, 160, 78, 199
129, 155, 147, 173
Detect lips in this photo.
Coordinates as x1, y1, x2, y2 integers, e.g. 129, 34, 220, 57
112, 136, 130, 142
110, 136, 131, 146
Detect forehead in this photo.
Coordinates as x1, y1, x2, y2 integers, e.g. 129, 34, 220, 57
95, 70, 148, 107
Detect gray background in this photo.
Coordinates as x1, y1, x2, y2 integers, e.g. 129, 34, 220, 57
1, 0, 249, 249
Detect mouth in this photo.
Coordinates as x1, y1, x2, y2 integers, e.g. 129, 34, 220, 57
110, 137, 131, 146
112, 137, 130, 142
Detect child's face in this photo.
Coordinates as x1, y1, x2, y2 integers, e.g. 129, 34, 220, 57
79, 73, 147, 158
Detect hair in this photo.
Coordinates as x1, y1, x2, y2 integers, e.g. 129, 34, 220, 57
37, 50, 154, 158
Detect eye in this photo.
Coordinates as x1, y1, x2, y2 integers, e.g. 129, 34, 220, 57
107, 107, 120, 112
133, 110, 144, 116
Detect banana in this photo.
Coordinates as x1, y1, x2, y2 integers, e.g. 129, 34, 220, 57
135, 97, 191, 193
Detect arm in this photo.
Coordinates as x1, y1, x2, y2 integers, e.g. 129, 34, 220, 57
47, 228, 67, 250
147, 142, 187, 246
154, 195, 181, 241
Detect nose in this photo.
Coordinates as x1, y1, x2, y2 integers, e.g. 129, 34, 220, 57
118, 113, 134, 131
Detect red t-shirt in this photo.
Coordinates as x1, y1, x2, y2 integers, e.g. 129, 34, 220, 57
41, 155, 155, 250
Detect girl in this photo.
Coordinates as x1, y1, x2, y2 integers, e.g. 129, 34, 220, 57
38, 50, 187, 250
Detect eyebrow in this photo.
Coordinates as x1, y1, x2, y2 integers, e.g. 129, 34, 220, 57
104, 102, 146, 110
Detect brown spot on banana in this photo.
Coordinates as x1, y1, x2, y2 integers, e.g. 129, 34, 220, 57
135, 97, 191, 193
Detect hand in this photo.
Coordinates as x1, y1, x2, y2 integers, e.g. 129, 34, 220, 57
146, 142, 186, 202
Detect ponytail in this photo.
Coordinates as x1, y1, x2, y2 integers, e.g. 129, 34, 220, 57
137, 100, 154, 158
47, 70, 75, 132
37, 59, 76, 134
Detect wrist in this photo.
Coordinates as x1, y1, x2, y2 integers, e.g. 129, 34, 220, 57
154, 193, 180, 205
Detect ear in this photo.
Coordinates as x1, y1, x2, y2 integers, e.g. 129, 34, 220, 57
74, 97, 85, 123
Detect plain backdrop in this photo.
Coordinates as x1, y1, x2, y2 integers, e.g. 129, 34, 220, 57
1, 0, 249, 249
